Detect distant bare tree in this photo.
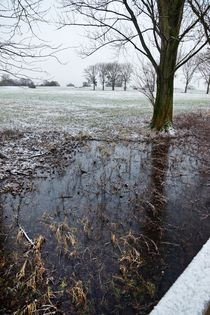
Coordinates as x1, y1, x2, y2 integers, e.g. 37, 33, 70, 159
106, 62, 121, 91
96, 63, 108, 91
182, 58, 198, 93
197, 51, 210, 94
135, 62, 156, 107
84, 65, 97, 90
120, 63, 133, 91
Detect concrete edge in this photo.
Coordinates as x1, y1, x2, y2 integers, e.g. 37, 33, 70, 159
150, 238, 210, 315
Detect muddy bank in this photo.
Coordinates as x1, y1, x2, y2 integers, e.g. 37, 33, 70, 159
0, 113, 210, 314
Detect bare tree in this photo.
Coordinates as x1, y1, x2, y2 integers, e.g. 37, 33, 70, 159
197, 50, 210, 94
135, 61, 156, 107
182, 57, 198, 93
61, 0, 210, 131
106, 62, 121, 91
120, 63, 133, 91
96, 63, 108, 91
84, 65, 97, 90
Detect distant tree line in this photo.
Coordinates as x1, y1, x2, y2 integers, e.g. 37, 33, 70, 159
0, 75, 61, 88
83, 62, 133, 91
39, 80, 60, 87
0, 74, 36, 88
67, 83, 75, 87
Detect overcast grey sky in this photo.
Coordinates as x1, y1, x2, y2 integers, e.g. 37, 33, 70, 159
39, 30, 136, 87
30, 0, 131, 87
31, 0, 205, 89
2, 0, 205, 89
22, 0, 142, 87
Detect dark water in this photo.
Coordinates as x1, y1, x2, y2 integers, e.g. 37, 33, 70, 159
0, 138, 210, 314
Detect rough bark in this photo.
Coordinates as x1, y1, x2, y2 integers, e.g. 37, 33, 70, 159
151, 72, 174, 131
151, 43, 178, 130
151, 0, 185, 131
207, 76, 210, 94
184, 81, 189, 93
124, 80, 127, 91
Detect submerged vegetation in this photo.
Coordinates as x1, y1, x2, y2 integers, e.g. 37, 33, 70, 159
0, 107, 210, 314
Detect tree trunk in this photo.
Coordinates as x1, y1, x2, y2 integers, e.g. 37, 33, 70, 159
150, 0, 185, 131
151, 72, 174, 131
102, 81, 105, 91
207, 76, 210, 94
184, 81, 189, 93
151, 39, 179, 130
124, 80, 127, 91
112, 81, 115, 90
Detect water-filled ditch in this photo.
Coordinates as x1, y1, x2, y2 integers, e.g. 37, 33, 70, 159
0, 137, 210, 314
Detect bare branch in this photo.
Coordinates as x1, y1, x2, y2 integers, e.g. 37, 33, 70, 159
134, 60, 156, 107
0, 0, 61, 78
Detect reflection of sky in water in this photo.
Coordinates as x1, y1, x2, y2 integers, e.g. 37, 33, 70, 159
2, 141, 152, 230
1, 139, 210, 306
2, 139, 209, 243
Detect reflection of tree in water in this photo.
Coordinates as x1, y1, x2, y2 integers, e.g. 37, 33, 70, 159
141, 139, 170, 288
143, 139, 170, 240
1, 136, 210, 314
149, 140, 170, 218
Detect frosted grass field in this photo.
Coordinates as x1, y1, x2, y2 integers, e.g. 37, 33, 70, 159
0, 86, 209, 136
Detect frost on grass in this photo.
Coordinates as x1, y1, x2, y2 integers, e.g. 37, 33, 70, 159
0, 87, 209, 138
0, 130, 83, 182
